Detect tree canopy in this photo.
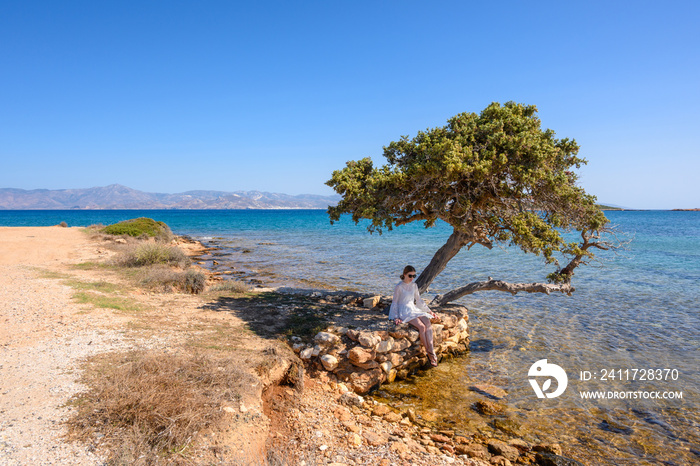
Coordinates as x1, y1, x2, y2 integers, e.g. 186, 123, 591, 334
327, 101, 615, 305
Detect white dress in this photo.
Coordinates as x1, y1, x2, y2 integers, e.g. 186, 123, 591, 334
388, 281, 432, 323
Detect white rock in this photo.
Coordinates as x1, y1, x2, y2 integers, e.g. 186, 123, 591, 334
358, 331, 381, 348
300, 347, 314, 359
314, 331, 339, 345
380, 361, 393, 374
375, 337, 394, 353
320, 354, 339, 371
312, 345, 322, 357
363, 295, 380, 308
339, 391, 364, 407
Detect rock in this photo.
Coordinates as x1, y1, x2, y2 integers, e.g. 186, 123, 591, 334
473, 399, 505, 415
455, 318, 468, 332
346, 329, 360, 341
407, 329, 420, 342
375, 337, 394, 353
392, 338, 412, 351
339, 391, 364, 407
349, 368, 384, 394
363, 296, 381, 308
372, 404, 391, 416
347, 433, 362, 447
358, 331, 382, 348
470, 384, 508, 400
347, 347, 375, 364
508, 438, 531, 452
535, 452, 585, 466
405, 408, 418, 423
532, 444, 563, 456
320, 354, 339, 371
430, 433, 451, 443
362, 430, 387, 446
390, 440, 411, 455
342, 420, 360, 433
455, 443, 490, 459
490, 456, 512, 466
299, 347, 314, 359
379, 361, 392, 374
314, 331, 339, 345
384, 412, 402, 423
114, 238, 127, 244
222, 406, 236, 414
487, 439, 520, 462
387, 368, 397, 382
492, 418, 522, 436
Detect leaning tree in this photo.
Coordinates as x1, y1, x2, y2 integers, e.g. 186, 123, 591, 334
327, 101, 617, 306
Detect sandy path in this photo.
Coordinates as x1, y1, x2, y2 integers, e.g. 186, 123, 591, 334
0, 228, 125, 465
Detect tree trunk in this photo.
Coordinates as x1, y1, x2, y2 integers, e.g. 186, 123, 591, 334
430, 279, 574, 306
415, 229, 470, 294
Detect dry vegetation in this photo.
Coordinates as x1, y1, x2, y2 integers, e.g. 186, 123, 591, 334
65, 350, 251, 465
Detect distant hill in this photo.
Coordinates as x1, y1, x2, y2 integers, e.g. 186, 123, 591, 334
0, 184, 341, 210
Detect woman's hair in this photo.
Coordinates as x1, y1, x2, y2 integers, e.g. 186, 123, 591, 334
400, 265, 416, 280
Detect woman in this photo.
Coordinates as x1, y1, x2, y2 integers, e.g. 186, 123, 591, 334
388, 265, 439, 366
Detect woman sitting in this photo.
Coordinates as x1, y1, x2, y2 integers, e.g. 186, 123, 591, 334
388, 265, 438, 366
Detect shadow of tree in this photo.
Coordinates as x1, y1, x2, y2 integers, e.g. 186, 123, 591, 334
199, 291, 336, 341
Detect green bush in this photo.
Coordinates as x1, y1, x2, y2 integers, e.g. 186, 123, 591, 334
115, 243, 189, 268
102, 218, 173, 242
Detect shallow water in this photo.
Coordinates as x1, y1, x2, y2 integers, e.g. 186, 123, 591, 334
3, 209, 698, 464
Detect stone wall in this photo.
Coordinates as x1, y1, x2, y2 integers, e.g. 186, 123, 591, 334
294, 303, 470, 394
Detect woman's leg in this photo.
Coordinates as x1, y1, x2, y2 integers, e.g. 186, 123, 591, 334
408, 316, 437, 365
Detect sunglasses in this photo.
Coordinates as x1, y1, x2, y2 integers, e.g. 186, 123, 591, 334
407, 274, 416, 278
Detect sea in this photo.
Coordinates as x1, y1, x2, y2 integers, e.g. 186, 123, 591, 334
1, 209, 698, 465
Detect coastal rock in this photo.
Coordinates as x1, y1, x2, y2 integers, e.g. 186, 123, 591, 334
320, 354, 339, 371
363, 296, 381, 309
362, 430, 387, 446
470, 383, 507, 400
473, 399, 505, 415
357, 331, 382, 348
455, 443, 490, 459
299, 347, 314, 360
379, 361, 392, 374
314, 331, 339, 346
534, 452, 584, 466
348, 347, 375, 365
339, 391, 364, 407
349, 368, 384, 394
532, 444, 563, 456
375, 337, 394, 353
487, 439, 520, 461
346, 329, 360, 341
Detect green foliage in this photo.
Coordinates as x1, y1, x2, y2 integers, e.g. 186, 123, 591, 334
327, 101, 610, 285
102, 217, 172, 241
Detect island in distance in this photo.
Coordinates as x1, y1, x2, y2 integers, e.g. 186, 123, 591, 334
0, 184, 341, 210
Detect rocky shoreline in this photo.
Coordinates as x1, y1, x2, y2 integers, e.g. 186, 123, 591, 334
188, 238, 585, 466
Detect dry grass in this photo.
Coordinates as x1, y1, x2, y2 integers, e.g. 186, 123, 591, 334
113, 243, 190, 268
65, 350, 254, 465
137, 266, 206, 294
208, 280, 250, 294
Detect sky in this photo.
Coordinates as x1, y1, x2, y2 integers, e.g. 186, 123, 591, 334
1, 1, 698, 209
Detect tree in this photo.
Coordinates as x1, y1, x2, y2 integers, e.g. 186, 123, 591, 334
326, 102, 617, 306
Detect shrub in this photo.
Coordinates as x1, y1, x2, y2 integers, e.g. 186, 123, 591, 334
138, 266, 205, 294
102, 217, 173, 242
65, 350, 254, 463
183, 269, 206, 294
115, 243, 190, 268
210, 280, 249, 294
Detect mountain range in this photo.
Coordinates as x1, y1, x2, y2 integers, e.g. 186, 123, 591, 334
0, 184, 340, 210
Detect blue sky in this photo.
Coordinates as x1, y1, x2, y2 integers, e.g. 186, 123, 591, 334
1, 1, 698, 209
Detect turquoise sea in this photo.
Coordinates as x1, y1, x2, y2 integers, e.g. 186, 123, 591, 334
1, 209, 698, 465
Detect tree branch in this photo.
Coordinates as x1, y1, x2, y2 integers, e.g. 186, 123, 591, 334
430, 279, 575, 306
